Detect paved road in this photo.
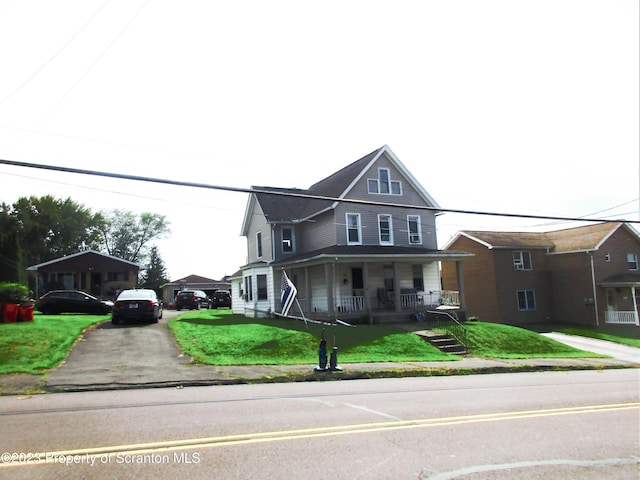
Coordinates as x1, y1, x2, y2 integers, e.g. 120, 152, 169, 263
2, 370, 638, 479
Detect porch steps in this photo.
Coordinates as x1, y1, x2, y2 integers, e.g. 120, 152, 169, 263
413, 329, 467, 355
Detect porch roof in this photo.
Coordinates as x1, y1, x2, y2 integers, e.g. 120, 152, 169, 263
598, 272, 640, 287
273, 245, 473, 267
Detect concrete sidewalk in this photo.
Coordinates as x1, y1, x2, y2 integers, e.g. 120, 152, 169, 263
1, 353, 637, 396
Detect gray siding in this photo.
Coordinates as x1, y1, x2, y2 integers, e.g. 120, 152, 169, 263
245, 199, 273, 263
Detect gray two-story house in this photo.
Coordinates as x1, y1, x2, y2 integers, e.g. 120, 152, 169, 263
234, 145, 472, 324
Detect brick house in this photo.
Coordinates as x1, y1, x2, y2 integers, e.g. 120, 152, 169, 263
235, 145, 472, 323
441, 222, 640, 326
27, 249, 142, 300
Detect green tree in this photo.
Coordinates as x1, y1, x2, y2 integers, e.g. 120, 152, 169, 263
99, 210, 170, 263
139, 245, 170, 295
0, 202, 21, 282
5, 196, 103, 278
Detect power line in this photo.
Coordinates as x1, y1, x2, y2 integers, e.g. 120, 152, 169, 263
0, 158, 638, 225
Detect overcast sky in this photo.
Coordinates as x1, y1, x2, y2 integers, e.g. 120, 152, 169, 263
0, 0, 638, 281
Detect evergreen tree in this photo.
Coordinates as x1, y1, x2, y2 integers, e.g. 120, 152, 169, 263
139, 245, 170, 296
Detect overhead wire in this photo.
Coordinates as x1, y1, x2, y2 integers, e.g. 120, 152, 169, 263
1, 158, 638, 226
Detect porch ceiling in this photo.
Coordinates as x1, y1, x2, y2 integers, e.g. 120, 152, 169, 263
274, 245, 473, 267
598, 272, 640, 287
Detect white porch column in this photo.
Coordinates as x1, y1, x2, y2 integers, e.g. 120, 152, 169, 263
456, 261, 466, 310
632, 286, 639, 326
393, 262, 401, 313
325, 263, 335, 316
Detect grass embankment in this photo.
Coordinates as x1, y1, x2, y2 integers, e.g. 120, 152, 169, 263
0, 314, 108, 374
169, 310, 608, 365
169, 309, 452, 365
1, 311, 633, 375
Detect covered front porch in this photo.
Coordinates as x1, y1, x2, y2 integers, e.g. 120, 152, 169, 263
601, 276, 640, 326
278, 249, 471, 324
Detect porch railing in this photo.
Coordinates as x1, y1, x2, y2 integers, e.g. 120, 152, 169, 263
299, 290, 460, 315
605, 310, 639, 325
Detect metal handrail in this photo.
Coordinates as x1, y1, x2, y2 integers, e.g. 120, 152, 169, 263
424, 309, 467, 350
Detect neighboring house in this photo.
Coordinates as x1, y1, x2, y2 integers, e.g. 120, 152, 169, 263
160, 274, 231, 306
236, 145, 473, 323
441, 222, 640, 327
26, 249, 142, 300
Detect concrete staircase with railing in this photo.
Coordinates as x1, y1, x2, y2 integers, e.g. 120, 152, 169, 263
413, 329, 467, 355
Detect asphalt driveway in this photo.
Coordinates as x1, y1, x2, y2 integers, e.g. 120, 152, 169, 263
43, 310, 227, 391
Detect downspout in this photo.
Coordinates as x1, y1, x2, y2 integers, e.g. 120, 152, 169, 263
588, 251, 600, 327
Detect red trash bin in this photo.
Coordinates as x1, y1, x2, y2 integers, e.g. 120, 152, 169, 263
19, 305, 34, 322
2, 303, 19, 323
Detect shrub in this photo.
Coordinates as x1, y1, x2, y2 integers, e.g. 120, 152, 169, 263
0, 282, 31, 303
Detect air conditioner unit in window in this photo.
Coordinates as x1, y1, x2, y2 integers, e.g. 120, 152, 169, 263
515, 263, 525, 270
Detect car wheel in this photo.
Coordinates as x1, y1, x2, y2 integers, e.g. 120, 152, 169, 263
112, 317, 120, 325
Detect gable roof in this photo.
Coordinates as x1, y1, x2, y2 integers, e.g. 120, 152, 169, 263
242, 145, 440, 231
445, 222, 639, 253
26, 249, 142, 271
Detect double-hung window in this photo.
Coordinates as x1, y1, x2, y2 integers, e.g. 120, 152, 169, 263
378, 214, 393, 245
346, 213, 362, 245
513, 251, 532, 270
517, 290, 536, 310
627, 253, 638, 270
407, 215, 421, 244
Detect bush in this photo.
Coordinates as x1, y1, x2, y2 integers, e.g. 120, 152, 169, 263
0, 282, 31, 303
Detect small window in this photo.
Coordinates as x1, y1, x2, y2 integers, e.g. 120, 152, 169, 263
346, 213, 361, 245
378, 214, 393, 245
256, 232, 262, 258
513, 251, 532, 270
627, 253, 638, 270
604, 252, 611, 262
282, 228, 294, 253
517, 290, 536, 310
257, 274, 268, 300
367, 179, 378, 194
407, 215, 422, 244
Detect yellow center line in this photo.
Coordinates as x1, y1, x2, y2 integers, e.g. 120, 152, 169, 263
3, 402, 638, 467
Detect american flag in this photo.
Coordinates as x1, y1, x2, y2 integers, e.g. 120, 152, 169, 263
280, 270, 297, 317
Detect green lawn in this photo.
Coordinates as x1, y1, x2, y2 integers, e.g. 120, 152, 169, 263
1, 311, 634, 375
0, 313, 108, 374
169, 310, 610, 365
168, 310, 453, 365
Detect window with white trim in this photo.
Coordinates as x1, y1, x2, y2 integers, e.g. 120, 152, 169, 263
346, 213, 362, 245
367, 168, 402, 195
407, 215, 422, 244
378, 214, 393, 245
513, 251, 532, 270
627, 253, 638, 270
282, 228, 294, 253
257, 274, 268, 300
517, 290, 536, 310
256, 232, 262, 258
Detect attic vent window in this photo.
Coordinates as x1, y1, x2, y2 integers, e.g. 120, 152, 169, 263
368, 168, 402, 195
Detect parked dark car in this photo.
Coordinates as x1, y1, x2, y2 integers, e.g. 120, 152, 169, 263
211, 290, 231, 308
112, 289, 163, 325
175, 290, 210, 310
36, 290, 113, 315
